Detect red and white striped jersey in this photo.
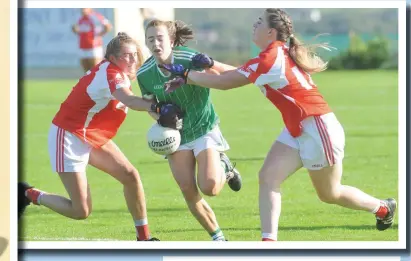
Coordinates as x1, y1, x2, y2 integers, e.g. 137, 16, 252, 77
76, 11, 109, 49
52, 60, 130, 148
237, 41, 332, 138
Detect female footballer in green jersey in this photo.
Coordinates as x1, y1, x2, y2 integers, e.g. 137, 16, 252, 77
137, 19, 242, 241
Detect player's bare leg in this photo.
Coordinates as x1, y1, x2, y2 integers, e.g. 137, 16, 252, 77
196, 149, 242, 195
308, 164, 396, 230
21, 172, 92, 220
196, 149, 226, 196
259, 141, 302, 241
168, 150, 225, 240
88, 140, 155, 240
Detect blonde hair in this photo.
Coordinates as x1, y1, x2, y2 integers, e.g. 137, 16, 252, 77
145, 19, 194, 46
265, 8, 332, 74
105, 32, 145, 80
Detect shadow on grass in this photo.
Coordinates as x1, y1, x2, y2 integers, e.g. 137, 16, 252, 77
158, 224, 398, 234
137, 156, 266, 165
89, 206, 236, 214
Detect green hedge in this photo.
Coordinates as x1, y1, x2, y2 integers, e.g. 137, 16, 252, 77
328, 33, 396, 70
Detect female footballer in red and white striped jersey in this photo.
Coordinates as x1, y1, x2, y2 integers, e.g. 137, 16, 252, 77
17, 32, 184, 241
72, 8, 112, 73
162, 8, 396, 241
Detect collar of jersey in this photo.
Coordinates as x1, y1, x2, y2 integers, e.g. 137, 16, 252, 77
265, 40, 286, 51
156, 53, 174, 78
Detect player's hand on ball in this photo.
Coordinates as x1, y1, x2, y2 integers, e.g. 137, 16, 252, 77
164, 76, 186, 93
152, 103, 183, 130
191, 53, 214, 69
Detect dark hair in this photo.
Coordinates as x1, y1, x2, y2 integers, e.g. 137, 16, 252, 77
265, 8, 331, 73
145, 19, 194, 46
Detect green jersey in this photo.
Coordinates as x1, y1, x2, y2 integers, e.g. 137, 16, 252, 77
137, 46, 219, 145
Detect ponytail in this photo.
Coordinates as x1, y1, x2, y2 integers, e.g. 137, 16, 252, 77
288, 34, 332, 74
264, 8, 332, 74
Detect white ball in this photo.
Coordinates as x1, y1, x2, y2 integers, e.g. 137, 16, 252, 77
147, 123, 181, 156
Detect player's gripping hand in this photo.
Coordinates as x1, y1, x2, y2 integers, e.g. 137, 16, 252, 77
151, 102, 183, 130
164, 76, 186, 94
191, 53, 214, 69
158, 64, 190, 81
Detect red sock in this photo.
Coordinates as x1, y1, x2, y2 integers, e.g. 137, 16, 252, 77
262, 238, 276, 241
375, 204, 388, 219
26, 188, 42, 205
136, 224, 150, 241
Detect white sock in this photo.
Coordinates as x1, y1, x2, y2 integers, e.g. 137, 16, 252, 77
36, 192, 44, 205
262, 232, 277, 241
211, 228, 225, 241
134, 218, 148, 226
372, 201, 382, 214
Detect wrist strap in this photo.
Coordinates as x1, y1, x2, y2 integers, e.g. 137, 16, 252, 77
151, 103, 159, 113
183, 69, 191, 78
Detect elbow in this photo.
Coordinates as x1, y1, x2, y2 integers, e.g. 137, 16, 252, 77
121, 100, 134, 110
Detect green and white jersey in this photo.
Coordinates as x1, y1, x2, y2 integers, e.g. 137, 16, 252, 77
137, 46, 219, 145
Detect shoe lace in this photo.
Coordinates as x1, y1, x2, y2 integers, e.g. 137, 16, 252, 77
229, 162, 237, 172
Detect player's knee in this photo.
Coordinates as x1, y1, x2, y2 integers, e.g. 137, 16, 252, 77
317, 191, 340, 204
72, 206, 91, 220
199, 180, 219, 197
258, 169, 282, 189
120, 169, 141, 186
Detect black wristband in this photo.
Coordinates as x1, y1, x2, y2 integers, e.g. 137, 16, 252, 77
150, 103, 159, 113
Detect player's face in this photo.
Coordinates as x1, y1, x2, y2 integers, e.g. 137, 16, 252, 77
252, 14, 273, 49
145, 25, 173, 63
113, 43, 139, 74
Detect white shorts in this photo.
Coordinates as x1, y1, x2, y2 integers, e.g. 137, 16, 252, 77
80, 46, 104, 59
177, 125, 230, 157
277, 113, 345, 170
48, 124, 92, 173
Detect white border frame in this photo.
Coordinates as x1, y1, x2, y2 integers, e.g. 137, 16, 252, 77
16, 0, 407, 251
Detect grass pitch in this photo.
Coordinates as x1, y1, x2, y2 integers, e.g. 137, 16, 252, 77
20, 70, 399, 241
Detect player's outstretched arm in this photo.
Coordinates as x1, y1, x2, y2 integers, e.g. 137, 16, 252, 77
160, 63, 250, 92
211, 60, 238, 74
191, 53, 237, 74
188, 69, 250, 90
112, 87, 154, 111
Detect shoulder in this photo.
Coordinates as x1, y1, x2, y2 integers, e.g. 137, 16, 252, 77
173, 46, 198, 60
107, 67, 130, 91
245, 42, 285, 73
137, 56, 156, 77
89, 11, 108, 24
258, 41, 288, 65
105, 63, 128, 83
173, 45, 198, 53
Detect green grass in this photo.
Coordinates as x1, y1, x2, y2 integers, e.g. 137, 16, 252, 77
20, 70, 399, 241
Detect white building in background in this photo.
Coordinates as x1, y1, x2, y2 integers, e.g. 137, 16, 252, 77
22, 8, 174, 79
114, 8, 174, 61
